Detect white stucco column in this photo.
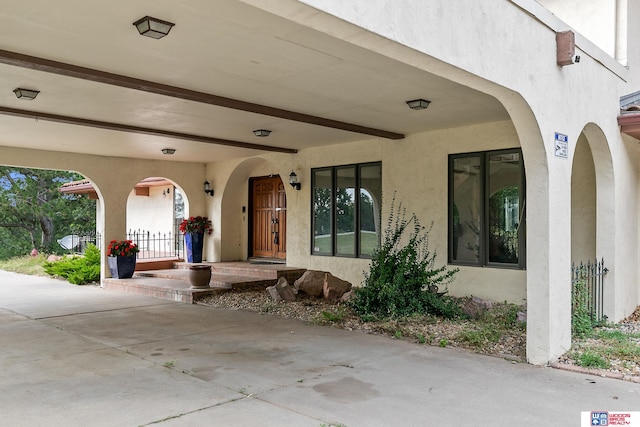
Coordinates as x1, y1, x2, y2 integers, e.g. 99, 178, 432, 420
525, 136, 573, 364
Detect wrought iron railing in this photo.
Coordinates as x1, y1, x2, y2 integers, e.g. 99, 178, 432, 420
571, 258, 608, 323
126, 229, 184, 260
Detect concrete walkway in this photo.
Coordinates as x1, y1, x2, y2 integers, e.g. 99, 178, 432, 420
1, 270, 638, 427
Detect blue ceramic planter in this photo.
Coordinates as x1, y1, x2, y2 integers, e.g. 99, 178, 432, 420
107, 255, 136, 279
185, 232, 204, 263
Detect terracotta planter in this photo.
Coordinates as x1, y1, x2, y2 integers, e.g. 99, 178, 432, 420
189, 265, 211, 289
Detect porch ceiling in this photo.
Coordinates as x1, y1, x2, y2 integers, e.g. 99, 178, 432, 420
0, 0, 509, 163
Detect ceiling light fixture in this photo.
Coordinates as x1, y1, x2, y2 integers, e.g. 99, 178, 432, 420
133, 16, 175, 39
253, 129, 271, 137
13, 88, 40, 100
406, 99, 431, 110
161, 148, 176, 155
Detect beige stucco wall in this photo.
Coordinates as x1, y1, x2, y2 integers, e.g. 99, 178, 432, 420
209, 120, 527, 301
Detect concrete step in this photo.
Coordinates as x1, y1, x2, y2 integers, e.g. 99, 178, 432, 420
104, 262, 307, 304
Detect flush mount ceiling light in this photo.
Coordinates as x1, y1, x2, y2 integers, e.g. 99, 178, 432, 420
133, 16, 175, 39
406, 99, 431, 110
13, 88, 40, 100
161, 148, 176, 155
253, 129, 271, 137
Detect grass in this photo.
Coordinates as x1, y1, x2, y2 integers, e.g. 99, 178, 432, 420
0, 254, 48, 276
566, 325, 640, 373
456, 302, 524, 351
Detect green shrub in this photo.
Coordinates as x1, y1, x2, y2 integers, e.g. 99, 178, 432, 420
350, 196, 461, 320
576, 350, 609, 369
572, 275, 593, 338
43, 244, 101, 285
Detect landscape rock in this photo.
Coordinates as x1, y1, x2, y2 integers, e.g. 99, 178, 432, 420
323, 273, 352, 301
462, 296, 495, 320
266, 285, 282, 302
340, 289, 355, 303
293, 270, 326, 297
266, 277, 297, 302
46, 255, 62, 262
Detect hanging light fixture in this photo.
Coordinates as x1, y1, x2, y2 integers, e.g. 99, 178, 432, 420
405, 99, 431, 110
253, 129, 271, 137
289, 171, 301, 190
133, 16, 175, 39
203, 180, 214, 196
13, 88, 40, 100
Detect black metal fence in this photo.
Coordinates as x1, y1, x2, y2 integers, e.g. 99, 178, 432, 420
58, 231, 101, 254
126, 229, 184, 260
571, 258, 608, 322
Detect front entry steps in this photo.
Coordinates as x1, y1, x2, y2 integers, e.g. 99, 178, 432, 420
103, 261, 306, 304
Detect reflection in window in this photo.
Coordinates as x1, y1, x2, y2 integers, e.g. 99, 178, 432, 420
312, 162, 381, 258
449, 149, 525, 268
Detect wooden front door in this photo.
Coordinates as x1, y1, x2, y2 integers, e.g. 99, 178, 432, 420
251, 176, 287, 259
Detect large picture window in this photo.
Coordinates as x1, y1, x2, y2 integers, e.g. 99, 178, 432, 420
312, 162, 381, 258
449, 149, 525, 268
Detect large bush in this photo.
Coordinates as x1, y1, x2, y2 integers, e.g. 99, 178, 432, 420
43, 244, 101, 285
350, 197, 462, 320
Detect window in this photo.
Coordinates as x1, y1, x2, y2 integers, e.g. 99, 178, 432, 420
312, 162, 381, 258
449, 149, 525, 268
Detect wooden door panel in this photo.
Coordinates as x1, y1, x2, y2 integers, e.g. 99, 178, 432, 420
251, 176, 287, 259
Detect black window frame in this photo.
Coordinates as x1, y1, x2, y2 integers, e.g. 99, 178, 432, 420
448, 148, 526, 269
311, 161, 382, 259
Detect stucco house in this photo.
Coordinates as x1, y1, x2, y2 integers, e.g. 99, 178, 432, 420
1, 0, 639, 365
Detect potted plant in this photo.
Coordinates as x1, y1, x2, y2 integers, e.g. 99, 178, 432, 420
179, 216, 212, 263
107, 239, 139, 279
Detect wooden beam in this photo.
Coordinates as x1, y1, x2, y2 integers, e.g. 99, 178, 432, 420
0, 49, 405, 140
0, 107, 298, 154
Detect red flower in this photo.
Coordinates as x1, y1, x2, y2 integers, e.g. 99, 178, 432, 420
107, 239, 140, 257
179, 216, 212, 235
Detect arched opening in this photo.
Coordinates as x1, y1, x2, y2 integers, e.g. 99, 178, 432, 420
124, 177, 187, 260
571, 134, 597, 263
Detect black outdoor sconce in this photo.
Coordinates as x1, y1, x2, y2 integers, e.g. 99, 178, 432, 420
203, 180, 214, 196
289, 171, 301, 190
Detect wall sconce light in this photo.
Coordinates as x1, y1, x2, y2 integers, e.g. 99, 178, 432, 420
13, 88, 40, 100
161, 148, 176, 155
406, 98, 431, 110
253, 129, 271, 137
133, 16, 175, 39
289, 171, 301, 190
203, 180, 214, 196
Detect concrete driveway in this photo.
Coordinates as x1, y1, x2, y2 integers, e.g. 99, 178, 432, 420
0, 270, 637, 426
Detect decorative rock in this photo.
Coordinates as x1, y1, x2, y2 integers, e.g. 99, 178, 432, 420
517, 311, 527, 324
293, 270, 326, 297
266, 285, 282, 302
47, 255, 62, 262
462, 296, 494, 320
30, 248, 39, 257
323, 273, 352, 301
275, 277, 296, 302
267, 278, 296, 302
340, 289, 355, 303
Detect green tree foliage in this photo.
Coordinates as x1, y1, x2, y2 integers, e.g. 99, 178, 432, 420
350, 196, 462, 320
43, 244, 101, 285
0, 167, 96, 259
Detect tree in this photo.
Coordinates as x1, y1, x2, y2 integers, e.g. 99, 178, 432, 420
0, 167, 96, 258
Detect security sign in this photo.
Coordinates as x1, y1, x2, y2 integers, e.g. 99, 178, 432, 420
554, 132, 568, 158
